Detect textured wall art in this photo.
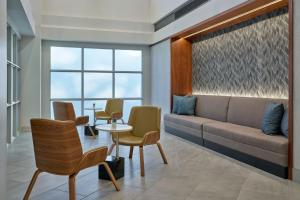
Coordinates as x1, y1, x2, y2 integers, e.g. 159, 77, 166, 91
192, 8, 288, 98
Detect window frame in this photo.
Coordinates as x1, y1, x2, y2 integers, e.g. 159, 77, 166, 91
47, 42, 146, 120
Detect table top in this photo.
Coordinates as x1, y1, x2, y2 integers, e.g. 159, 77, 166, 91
96, 124, 133, 133
84, 107, 103, 111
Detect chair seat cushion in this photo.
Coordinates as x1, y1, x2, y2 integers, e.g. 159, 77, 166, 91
96, 111, 111, 120
203, 122, 288, 154
113, 133, 143, 146
164, 114, 217, 130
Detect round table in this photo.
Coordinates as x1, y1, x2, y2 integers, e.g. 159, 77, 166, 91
96, 124, 133, 159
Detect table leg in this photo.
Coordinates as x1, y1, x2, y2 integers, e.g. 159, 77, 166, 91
116, 133, 119, 159
93, 108, 96, 126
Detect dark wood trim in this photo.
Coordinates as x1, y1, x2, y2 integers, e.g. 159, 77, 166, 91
171, 0, 288, 40
170, 38, 192, 110
288, 0, 294, 180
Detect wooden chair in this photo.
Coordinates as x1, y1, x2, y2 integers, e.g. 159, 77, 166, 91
52, 101, 96, 138
95, 99, 124, 124
108, 106, 168, 176
24, 119, 120, 200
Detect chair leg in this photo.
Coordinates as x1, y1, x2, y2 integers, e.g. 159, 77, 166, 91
139, 146, 145, 177
23, 169, 42, 200
102, 162, 120, 191
129, 146, 134, 159
69, 174, 76, 200
88, 126, 96, 139
108, 143, 116, 155
157, 142, 168, 164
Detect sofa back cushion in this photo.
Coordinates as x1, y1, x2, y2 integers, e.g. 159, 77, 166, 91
195, 95, 230, 122
227, 97, 287, 129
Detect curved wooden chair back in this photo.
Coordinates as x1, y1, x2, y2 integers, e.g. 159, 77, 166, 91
128, 106, 161, 138
30, 119, 83, 175
53, 101, 76, 121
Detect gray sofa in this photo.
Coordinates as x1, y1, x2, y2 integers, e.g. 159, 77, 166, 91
164, 95, 288, 178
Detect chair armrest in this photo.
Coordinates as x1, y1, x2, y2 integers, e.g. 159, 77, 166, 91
142, 131, 160, 145
75, 146, 108, 172
75, 116, 89, 126
111, 112, 122, 119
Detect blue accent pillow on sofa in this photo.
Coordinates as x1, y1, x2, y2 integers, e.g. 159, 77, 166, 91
177, 96, 197, 115
172, 95, 184, 114
261, 103, 284, 134
281, 109, 288, 137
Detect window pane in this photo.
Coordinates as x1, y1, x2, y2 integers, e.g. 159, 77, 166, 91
51, 47, 81, 70
115, 50, 142, 71
124, 100, 142, 122
115, 73, 142, 98
84, 100, 106, 123
51, 72, 81, 98
84, 48, 112, 71
84, 73, 112, 98
51, 100, 81, 119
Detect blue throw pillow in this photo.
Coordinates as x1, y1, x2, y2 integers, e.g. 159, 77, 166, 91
172, 95, 184, 114
177, 96, 197, 115
261, 103, 284, 134
281, 109, 288, 138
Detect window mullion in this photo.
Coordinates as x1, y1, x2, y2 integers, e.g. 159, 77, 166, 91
81, 47, 84, 116
112, 49, 115, 98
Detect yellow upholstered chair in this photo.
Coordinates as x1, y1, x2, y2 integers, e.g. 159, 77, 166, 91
95, 99, 124, 124
24, 119, 120, 200
52, 101, 96, 138
108, 106, 168, 176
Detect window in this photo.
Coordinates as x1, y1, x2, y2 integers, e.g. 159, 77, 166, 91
7, 25, 21, 144
50, 46, 143, 122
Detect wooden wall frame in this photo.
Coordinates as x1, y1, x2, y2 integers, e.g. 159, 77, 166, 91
170, 0, 294, 179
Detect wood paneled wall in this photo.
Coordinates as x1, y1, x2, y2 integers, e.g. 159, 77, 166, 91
170, 38, 192, 108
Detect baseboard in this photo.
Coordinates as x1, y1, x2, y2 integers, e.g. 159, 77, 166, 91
293, 168, 300, 183
20, 126, 31, 133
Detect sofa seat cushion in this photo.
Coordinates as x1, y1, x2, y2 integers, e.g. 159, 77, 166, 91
203, 122, 288, 155
164, 114, 217, 130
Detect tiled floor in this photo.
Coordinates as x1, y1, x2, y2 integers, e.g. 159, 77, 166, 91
6, 127, 300, 200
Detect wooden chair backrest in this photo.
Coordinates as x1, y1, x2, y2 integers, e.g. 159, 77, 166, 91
53, 101, 76, 122
30, 119, 83, 175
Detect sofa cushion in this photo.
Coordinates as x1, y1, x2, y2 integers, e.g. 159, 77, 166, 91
172, 95, 184, 114
194, 95, 230, 122
177, 96, 197, 115
203, 132, 288, 166
164, 114, 217, 130
227, 97, 288, 129
261, 103, 284, 134
203, 122, 288, 154
281, 109, 288, 138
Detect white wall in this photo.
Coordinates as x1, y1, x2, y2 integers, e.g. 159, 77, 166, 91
20, 36, 42, 131
293, 0, 300, 182
150, 39, 171, 115
0, 0, 7, 198
150, 0, 188, 23
43, 0, 150, 22
39, 0, 153, 44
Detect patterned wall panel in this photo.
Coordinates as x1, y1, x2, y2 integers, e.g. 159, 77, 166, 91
192, 8, 288, 98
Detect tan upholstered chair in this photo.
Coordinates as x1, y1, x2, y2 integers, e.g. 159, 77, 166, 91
108, 106, 168, 176
52, 101, 96, 138
95, 99, 124, 124
24, 119, 120, 200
